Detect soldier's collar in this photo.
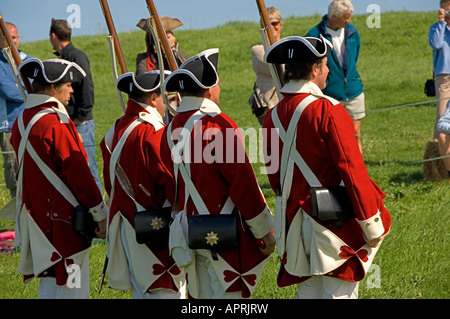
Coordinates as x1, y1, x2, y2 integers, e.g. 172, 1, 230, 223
25, 94, 70, 123
176, 96, 221, 117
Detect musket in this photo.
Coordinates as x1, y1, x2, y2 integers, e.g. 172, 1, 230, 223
145, 0, 178, 72
0, 11, 33, 96
145, 0, 180, 115
99, 0, 127, 74
99, 0, 127, 112
97, 0, 131, 292
255, 0, 284, 96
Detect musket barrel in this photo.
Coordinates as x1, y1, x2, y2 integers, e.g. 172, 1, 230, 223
99, 0, 127, 74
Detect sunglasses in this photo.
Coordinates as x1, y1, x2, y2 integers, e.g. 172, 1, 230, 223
270, 20, 281, 27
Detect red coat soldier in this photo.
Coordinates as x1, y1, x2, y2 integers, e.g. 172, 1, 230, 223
11, 58, 108, 298
262, 36, 391, 298
161, 49, 276, 298
100, 71, 185, 298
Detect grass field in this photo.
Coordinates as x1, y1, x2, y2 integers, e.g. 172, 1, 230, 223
0, 10, 449, 299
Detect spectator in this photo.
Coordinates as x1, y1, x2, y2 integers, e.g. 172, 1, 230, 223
0, 22, 32, 198
436, 101, 450, 178
306, 0, 365, 153
136, 16, 188, 123
250, 7, 283, 125
429, 0, 450, 138
49, 19, 102, 192
136, 16, 188, 75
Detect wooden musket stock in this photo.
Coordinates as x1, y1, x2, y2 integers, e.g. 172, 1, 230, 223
255, 0, 285, 89
256, 0, 277, 46
145, 0, 178, 72
0, 11, 33, 93
97, 0, 129, 291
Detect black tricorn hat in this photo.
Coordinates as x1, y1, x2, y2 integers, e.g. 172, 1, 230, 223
264, 35, 333, 64
116, 70, 170, 95
19, 58, 86, 84
164, 48, 219, 92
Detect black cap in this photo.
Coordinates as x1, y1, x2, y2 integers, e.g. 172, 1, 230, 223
19, 58, 86, 84
264, 35, 333, 64
164, 48, 219, 92
116, 70, 170, 95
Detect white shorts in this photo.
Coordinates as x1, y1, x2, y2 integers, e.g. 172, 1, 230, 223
192, 250, 245, 299
340, 92, 366, 120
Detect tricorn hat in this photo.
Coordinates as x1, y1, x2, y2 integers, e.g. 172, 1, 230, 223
164, 48, 219, 92
116, 70, 170, 95
19, 58, 86, 84
264, 35, 333, 64
137, 16, 183, 33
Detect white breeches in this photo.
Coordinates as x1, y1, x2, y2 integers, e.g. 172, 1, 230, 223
192, 250, 244, 299
296, 214, 359, 299
38, 253, 90, 299
296, 275, 359, 299
121, 222, 186, 299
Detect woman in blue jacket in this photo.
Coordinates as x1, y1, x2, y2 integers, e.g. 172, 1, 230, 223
306, 0, 364, 153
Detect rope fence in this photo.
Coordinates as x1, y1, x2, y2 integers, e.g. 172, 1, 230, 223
0, 97, 449, 168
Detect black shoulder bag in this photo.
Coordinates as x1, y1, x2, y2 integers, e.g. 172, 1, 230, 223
273, 95, 355, 230
167, 112, 238, 260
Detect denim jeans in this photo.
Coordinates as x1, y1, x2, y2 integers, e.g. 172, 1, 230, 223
436, 101, 450, 134
75, 119, 102, 193
0, 131, 18, 198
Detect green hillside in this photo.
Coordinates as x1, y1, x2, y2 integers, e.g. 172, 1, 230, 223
0, 10, 448, 299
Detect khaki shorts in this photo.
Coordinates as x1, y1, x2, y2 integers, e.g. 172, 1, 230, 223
340, 92, 366, 121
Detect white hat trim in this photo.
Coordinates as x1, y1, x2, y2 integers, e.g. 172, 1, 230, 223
264, 35, 333, 62
165, 48, 219, 91
117, 70, 171, 93
20, 58, 86, 83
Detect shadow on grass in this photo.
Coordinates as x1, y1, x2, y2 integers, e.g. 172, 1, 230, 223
388, 170, 425, 185
365, 160, 426, 185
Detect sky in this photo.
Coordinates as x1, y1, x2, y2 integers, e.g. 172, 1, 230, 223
1, 0, 436, 43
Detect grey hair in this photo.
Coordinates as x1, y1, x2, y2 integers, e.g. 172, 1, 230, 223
328, 0, 354, 17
